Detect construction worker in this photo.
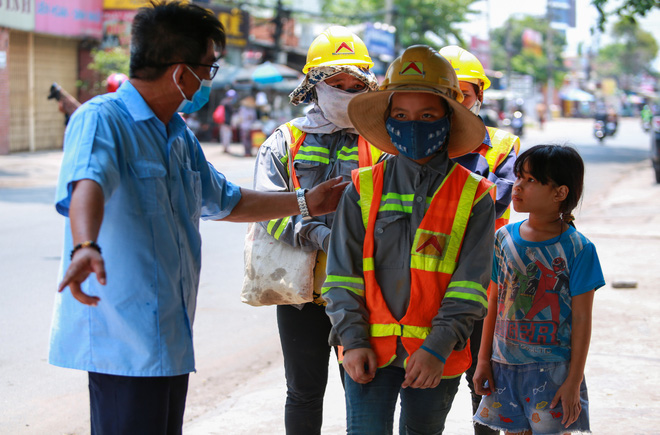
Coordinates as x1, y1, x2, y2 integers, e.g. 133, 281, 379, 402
323, 45, 495, 434
440, 45, 520, 435
252, 26, 382, 435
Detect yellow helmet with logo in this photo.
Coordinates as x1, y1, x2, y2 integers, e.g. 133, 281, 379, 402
439, 45, 491, 91
347, 45, 486, 158
302, 26, 374, 73
379, 45, 464, 103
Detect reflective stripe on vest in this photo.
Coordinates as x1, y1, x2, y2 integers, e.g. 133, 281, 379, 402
484, 126, 521, 229
354, 162, 494, 377
284, 122, 380, 190
265, 123, 380, 241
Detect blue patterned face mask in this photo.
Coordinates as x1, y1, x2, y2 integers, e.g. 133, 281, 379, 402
385, 116, 451, 160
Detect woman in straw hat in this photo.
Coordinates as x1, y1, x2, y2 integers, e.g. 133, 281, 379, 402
252, 26, 382, 434
322, 45, 496, 434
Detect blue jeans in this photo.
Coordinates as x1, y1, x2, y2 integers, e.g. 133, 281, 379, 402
345, 365, 461, 435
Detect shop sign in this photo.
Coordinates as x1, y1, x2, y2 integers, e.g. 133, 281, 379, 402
101, 9, 136, 48
205, 5, 249, 48
103, 0, 149, 10
35, 0, 103, 38
0, 0, 35, 31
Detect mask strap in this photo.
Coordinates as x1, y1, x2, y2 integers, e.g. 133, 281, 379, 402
173, 65, 188, 101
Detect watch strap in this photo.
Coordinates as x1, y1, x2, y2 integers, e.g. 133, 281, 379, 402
296, 188, 310, 218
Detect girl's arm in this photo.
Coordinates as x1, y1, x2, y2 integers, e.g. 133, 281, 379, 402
473, 280, 498, 395
550, 289, 595, 428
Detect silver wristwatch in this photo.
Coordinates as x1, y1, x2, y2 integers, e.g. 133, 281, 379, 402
296, 188, 312, 220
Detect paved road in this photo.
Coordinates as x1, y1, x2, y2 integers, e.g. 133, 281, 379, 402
0, 117, 658, 434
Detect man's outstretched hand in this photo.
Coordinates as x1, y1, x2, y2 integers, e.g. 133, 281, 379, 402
305, 176, 350, 217
58, 248, 106, 306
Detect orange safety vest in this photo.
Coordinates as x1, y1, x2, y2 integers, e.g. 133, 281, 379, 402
277, 122, 381, 303
280, 122, 380, 189
352, 161, 495, 378
480, 127, 521, 229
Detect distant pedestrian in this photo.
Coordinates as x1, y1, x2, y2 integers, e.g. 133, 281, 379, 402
217, 89, 236, 152
473, 145, 605, 435
238, 95, 257, 156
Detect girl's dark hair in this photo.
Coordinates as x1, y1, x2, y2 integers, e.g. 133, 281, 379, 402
514, 144, 584, 220
130, 1, 226, 80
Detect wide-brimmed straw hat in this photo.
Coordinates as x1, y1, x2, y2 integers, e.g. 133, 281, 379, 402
347, 45, 486, 158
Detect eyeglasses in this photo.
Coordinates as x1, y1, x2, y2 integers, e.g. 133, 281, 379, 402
158, 62, 220, 80
187, 62, 220, 79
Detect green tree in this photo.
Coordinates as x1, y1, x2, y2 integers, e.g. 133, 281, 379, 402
592, 0, 660, 31
490, 15, 567, 85
84, 47, 131, 94
321, 0, 477, 49
593, 18, 658, 90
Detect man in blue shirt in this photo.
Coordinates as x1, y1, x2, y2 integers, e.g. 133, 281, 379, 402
49, 3, 347, 434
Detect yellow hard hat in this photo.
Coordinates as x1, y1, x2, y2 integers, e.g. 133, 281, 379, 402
347, 45, 486, 158
439, 45, 491, 91
379, 45, 464, 103
302, 26, 374, 74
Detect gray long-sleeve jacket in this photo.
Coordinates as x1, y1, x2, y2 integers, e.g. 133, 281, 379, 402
323, 152, 495, 365
253, 121, 377, 252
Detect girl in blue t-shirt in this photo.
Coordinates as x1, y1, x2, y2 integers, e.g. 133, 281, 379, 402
473, 145, 605, 435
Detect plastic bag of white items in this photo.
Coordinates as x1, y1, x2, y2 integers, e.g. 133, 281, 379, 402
241, 222, 316, 306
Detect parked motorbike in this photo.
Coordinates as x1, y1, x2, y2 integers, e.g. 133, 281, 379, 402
510, 110, 524, 137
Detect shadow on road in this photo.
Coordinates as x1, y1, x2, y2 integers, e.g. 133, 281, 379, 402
577, 144, 650, 165
0, 187, 56, 205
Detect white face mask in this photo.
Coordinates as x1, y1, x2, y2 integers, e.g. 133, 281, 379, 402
469, 99, 482, 116
314, 81, 366, 129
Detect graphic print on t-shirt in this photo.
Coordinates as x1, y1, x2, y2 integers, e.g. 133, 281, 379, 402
496, 248, 569, 348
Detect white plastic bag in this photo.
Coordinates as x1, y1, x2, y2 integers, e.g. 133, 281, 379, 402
241, 222, 316, 306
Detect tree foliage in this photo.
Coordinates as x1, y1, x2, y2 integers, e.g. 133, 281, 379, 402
88, 47, 130, 79
490, 15, 567, 85
593, 18, 658, 89
592, 0, 660, 31
83, 47, 131, 95
320, 0, 477, 49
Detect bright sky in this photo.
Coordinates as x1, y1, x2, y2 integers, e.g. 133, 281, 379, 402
460, 0, 660, 70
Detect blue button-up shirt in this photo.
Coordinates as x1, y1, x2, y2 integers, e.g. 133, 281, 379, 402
49, 82, 241, 376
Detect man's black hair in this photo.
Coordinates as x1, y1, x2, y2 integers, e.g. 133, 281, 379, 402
130, 1, 226, 81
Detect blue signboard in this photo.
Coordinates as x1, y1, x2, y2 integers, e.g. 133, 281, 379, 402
363, 23, 395, 59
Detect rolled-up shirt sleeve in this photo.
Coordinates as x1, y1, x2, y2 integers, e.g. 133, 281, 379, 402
55, 106, 121, 217
252, 128, 328, 251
